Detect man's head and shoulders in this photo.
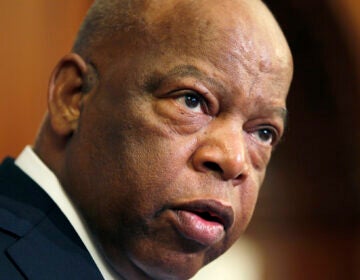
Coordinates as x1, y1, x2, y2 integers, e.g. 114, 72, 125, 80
0, 0, 293, 279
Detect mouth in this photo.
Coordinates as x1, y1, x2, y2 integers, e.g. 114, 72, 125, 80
171, 200, 234, 246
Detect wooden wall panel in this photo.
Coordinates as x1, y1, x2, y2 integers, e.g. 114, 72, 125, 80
0, 1, 92, 159
332, 0, 360, 63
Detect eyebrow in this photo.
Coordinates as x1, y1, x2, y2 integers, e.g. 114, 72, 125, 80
263, 107, 288, 126
144, 64, 226, 93
166, 65, 203, 77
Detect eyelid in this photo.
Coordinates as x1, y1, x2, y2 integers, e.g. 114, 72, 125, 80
175, 91, 209, 113
166, 88, 218, 115
249, 124, 282, 147
149, 74, 219, 113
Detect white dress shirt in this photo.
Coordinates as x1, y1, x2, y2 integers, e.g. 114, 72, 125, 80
15, 146, 119, 280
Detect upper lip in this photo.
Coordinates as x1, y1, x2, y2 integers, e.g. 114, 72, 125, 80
171, 199, 234, 230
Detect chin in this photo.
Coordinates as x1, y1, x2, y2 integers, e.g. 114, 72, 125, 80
144, 265, 201, 280
130, 249, 209, 280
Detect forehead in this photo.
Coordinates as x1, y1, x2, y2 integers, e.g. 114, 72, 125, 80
139, 0, 292, 77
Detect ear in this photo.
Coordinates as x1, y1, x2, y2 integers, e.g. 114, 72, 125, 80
48, 53, 89, 137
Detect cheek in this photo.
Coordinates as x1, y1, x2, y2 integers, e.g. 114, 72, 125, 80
227, 140, 268, 237
246, 137, 272, 171
231, 175, 261, 233
87, 105, 198, 211
153, 99, 211, 135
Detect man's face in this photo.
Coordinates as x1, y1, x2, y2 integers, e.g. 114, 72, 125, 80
62, 0, 292, 279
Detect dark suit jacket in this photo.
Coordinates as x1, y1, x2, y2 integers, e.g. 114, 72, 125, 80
0, 158, 103, 279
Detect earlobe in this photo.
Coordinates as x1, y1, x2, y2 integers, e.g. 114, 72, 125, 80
48, 53, 89, 137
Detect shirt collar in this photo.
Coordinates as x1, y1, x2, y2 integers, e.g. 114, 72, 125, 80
15, 146, 119, 280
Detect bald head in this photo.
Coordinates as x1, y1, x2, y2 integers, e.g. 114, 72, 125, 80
72, 0, 148, 56
73, 0, 292, 74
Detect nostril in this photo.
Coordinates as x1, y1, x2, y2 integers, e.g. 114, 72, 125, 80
203, 161, 223, 173
233, 173, 245, 184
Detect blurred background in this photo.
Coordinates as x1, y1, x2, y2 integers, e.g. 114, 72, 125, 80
0, 1, 359, 279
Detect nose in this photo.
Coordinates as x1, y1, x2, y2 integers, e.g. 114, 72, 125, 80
192, 128, 248, 183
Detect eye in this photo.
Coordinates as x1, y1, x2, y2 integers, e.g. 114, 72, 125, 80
176, 92, 207, 113
252, 127, 278, 146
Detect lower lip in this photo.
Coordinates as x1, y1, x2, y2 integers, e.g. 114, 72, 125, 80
174, 210, 225, 246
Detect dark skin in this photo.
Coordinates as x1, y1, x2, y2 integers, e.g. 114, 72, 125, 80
34, 0, 293, 279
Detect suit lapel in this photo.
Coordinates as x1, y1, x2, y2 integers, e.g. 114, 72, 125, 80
0, 158, 103, 279
6, 207, 103, 280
